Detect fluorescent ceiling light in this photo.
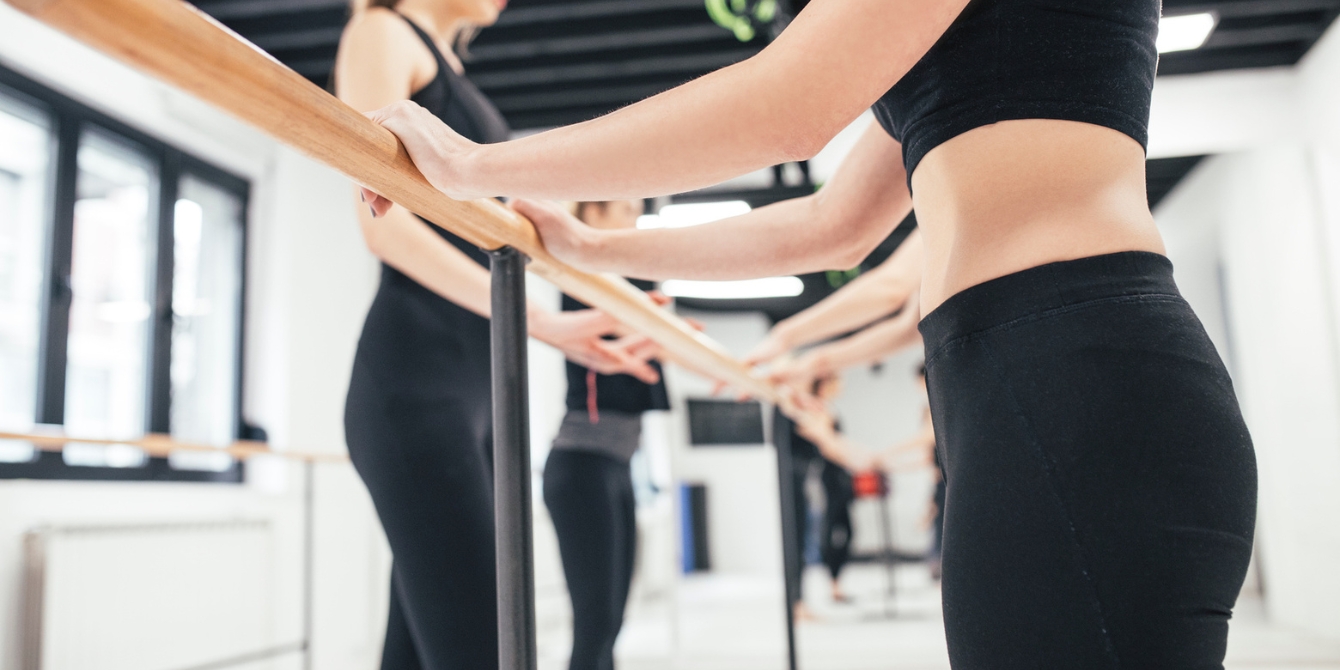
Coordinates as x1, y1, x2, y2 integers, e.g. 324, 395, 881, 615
1158, 13, 1216, 53
637, 200, 751, 229
662, 276, 805, 300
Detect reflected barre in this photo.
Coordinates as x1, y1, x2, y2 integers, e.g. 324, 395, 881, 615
0, 426, 348, 463
1, 0, 791, 411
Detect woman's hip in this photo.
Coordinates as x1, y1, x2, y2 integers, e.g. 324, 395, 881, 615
921, 251, 1256, 667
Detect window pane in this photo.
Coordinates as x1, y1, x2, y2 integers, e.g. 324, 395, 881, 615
0, 89, 52, 432
64, 129, 156, 439
170, 175, 243, 446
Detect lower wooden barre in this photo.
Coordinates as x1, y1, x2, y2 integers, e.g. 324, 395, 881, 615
0, 428, 347, 463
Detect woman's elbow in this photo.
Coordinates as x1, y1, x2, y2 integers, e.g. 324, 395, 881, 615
827, 233, 883, 270
358, 218, 392, 260
777, 129, 831, 164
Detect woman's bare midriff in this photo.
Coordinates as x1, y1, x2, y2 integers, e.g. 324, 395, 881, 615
909, 119, 1165, 315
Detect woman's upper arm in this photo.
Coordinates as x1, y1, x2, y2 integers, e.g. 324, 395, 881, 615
333, 9, 419, 112
753, 0, 974, 154
809, 120, 915, 267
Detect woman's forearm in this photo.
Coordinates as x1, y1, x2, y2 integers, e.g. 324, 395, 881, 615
459, 59, 826, 201
361, 202, 495, 317
804, 303, 922, 373
581, 196, 875, 281
358, 198, 566, 327
519, 122, 912, 282
771, 230, 921, 351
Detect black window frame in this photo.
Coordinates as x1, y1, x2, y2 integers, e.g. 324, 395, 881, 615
0, 64, 250, 483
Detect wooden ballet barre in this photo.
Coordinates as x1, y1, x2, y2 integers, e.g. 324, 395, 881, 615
2, 0, 793, 411
0, 427, 348, 463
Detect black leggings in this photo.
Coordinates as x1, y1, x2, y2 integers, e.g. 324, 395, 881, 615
920, 252, 1257, 669
786, 459, 852, 598
543, 450, 636, 670
819, 461, 853, 581
344, 295, 498, 670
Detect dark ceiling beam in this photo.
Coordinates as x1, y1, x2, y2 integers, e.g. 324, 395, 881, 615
471, 24, 731, 61
195, 0, 347, 20
490, 82, 676, 113
1147, 155, 1207, 208
287, 57, 336, 79
1164, 0, 1340, 18
505, 108, 613, 129
471, 50, 754, 88
1157, 45, 1302, 75
494, 0, 707, 26
1206, 22, 1326, 48
248, 26, 345, 51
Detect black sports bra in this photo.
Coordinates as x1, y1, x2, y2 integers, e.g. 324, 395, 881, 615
872, 0, 1160, 182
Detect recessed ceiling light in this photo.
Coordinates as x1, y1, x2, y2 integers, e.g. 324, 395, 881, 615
662, 276, 805, 300
1158, 13, 1217, 53
637, 200, 751, 229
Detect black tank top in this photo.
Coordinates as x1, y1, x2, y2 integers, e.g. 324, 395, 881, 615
561, 279, 671, 414
872, 0, 1160, 181
397, 14, 510, 264
348, 15, 511, 392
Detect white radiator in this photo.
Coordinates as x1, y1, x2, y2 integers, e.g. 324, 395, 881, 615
23, 520, 282, 670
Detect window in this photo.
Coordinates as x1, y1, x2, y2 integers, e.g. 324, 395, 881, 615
0, 66, 248, 482
0, 90, 50, 436
65, 128, 157, 441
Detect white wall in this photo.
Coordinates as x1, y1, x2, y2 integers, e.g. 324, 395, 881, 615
1152, 21, 1340, 640
667, 310, 783, 576
833, 349, 936, 556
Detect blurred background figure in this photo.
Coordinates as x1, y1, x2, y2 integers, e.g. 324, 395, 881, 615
543, 199, 670, 670
888, 365, 941, 579
335, 1, 656, 666
781, 373, 857, 623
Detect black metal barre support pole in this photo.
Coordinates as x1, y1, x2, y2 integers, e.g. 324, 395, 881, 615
489, 246, 538, 670
772, 409, 800, 670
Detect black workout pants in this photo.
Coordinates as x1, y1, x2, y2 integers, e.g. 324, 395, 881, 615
543, 449, 637, 670
921, 252, 1257, 669
787, 459, 853, 599
819, 460, 854, 581
345, 356, 498, 670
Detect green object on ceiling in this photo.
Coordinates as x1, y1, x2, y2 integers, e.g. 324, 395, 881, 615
826, 267, 862, 289
705, 0, 778, 42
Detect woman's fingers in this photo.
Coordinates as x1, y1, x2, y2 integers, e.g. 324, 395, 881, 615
363, 102, 483, 200
616, 334, 663, 361
590, 340, 661, 383
646, 291, 673, 307
514, 199, 596, 267
743, 335, 787, 367
360, 188, 395, 218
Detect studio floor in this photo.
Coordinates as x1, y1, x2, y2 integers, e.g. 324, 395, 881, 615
537, 564, 1340, 670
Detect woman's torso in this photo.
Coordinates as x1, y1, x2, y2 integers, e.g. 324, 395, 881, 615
352, 12, 511, 389
549, 279, 670, 463
873, 0, 1166, 313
